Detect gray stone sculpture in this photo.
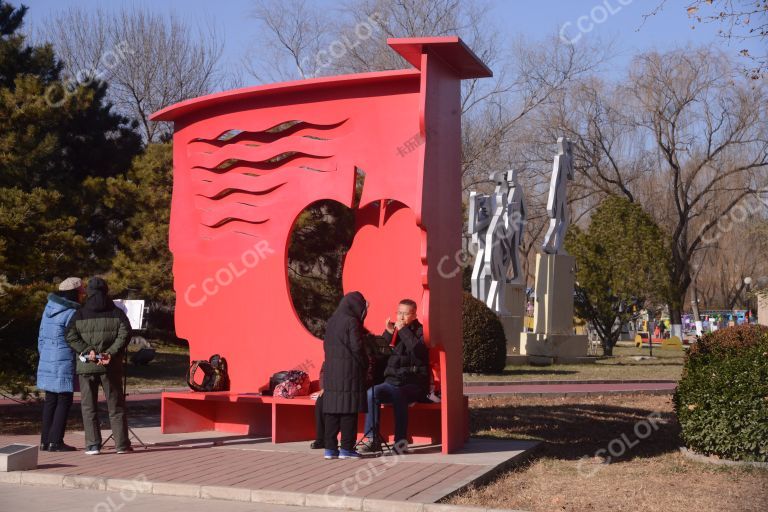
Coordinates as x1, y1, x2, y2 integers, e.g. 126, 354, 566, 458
469, 191, 492, 302
469, 170, 526, 313
542, 137, 574, 255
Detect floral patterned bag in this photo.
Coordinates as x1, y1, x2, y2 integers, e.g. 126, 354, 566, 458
272, 370, 310, 398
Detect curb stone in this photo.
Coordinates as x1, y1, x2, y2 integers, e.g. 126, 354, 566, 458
152, 481, 201, 498
105, 477, 153, 493
20, 472, 63, 486
678, 447, 768, 468
2, 469, 534, 512
364, 498, 424, 512
424, 505, 486, 512
200, 484, 252, 502
251, 489, 306, 506
305, 492, 364, 510
62, 475, 106, 490
0, 471, 21, 484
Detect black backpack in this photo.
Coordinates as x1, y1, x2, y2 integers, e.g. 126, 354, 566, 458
187, 354, 230, 392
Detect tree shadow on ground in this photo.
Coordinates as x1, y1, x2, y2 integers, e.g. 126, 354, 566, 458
0, 401, 160, 435
470, 401, 680, 462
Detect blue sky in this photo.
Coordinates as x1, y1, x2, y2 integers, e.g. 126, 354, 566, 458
22, 0, 762, 82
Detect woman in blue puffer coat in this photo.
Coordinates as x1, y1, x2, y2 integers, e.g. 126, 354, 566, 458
36, 277, 84, 452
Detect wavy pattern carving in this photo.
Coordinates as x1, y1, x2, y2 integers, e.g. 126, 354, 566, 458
186, 119, 347, 237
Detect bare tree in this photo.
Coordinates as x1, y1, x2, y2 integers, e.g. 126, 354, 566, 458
690, 191, 768, 311
630, 48, 768, 326
245, 0, 332, 82
41, 6, 225, 142
644, 0, 768, 79
539, 47, 768, 326
244, 0, 612, 289
246, 0, 611, 183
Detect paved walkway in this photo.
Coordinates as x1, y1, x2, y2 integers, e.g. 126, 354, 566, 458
0, 429, 537, 505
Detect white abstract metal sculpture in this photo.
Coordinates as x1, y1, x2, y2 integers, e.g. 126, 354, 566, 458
542, 137, 574, 255
469, 170, 526, 313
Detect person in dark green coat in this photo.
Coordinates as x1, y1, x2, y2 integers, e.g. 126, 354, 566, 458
66, 277, 132, 455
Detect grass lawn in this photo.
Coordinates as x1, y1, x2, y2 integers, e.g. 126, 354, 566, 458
447, 394, 768, 512
464, 344, 685, 382
124, 340, 189, 389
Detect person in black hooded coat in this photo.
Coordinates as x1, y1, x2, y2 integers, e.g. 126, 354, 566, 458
321, 291, 368, 458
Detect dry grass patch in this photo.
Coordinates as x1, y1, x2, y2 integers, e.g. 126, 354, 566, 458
448, 394, 768, 512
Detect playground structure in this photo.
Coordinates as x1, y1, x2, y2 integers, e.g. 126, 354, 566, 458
150, 37, 492, 454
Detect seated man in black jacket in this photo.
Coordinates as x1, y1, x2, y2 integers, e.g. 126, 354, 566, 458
362, 299, 429, 453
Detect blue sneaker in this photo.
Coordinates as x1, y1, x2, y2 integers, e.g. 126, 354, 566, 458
339, 449, 362, 459
324, 449, 339, 459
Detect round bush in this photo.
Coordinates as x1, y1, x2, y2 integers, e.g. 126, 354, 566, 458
462, 292, 506, 373
673, 325, 768, 462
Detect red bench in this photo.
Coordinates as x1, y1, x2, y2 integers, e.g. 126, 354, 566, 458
161, 391, 464, 445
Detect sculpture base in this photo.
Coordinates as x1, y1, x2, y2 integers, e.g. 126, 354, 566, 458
530, 253, 577, 334
519, 332, 589, 365
500, 315, 525, 355
500, 283, 526, 356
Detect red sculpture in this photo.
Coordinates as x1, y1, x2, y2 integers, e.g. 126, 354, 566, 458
151, 37, 491, 453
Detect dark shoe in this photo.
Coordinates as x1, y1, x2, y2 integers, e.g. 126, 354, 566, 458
309, 440, 324, 449
49, 443, 77, 452
39, 443, 49, 451
323, 449, 339, 460
85, 445, 100, 455
392, 440, 410, 455
116, 446, 134, 454
339, 449, 362, 460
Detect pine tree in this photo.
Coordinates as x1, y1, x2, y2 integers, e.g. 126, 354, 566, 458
0, 0, 141, 282
565, 196, 672, 355
0, 1, 141, 395
107, 143, 174, 307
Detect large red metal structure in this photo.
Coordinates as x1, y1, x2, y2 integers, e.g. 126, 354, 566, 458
151, 37, 491, 453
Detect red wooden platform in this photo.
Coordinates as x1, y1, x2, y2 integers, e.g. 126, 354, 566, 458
161, 391, 468, 445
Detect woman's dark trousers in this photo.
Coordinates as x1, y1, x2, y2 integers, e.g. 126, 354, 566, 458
323, 413, 357, 452
314, 393, 325, 444
41, 391, 74, 445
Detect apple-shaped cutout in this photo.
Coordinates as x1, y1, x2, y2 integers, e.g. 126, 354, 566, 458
342, 200, 423, 337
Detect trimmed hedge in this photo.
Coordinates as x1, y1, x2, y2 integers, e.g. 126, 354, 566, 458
462, 292, 506, 373
673, 325, 768, 462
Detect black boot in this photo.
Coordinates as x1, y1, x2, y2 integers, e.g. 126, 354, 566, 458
48, 442, 77, 452
39, 443, 49, 451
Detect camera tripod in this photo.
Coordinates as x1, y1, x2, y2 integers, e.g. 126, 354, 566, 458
355, 383, 392, 455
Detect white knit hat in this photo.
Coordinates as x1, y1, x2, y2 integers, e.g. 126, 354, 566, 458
58, 277, 83, 291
